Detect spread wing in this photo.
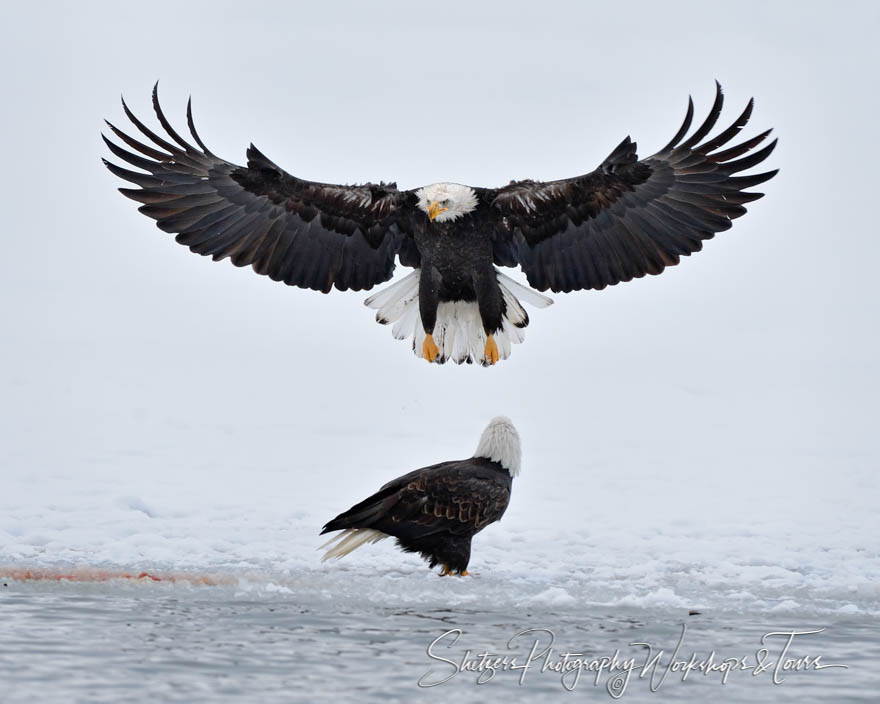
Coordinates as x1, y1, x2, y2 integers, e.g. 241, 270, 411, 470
486, 82, 778, 292
103, 84, 416, 293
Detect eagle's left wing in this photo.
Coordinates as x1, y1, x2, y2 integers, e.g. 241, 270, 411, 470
103, 85, 415, 293
485, 83, 777, 292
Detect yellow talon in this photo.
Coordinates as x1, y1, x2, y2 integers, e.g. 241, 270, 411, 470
485, 335, 499, 365
439, 565, 469, 576
423, 334, 439, 363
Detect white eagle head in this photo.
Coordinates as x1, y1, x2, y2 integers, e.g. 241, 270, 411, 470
415, 182, 478, 223
474, 416, 522, 478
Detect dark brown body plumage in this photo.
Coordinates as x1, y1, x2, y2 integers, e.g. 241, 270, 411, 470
321, 458, 512, 573
413, 221, 506, 334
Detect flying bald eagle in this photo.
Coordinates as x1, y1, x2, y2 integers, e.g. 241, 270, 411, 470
320, 417, 520, 576
103, 82, 776, 365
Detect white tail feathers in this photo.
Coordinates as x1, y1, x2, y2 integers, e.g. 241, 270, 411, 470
320, 528, 389, 562
363, 270, 420, 325
496, 271, 554, 309
364, 269, 553, 365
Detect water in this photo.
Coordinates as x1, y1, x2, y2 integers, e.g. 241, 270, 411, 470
1, 580, 876, 702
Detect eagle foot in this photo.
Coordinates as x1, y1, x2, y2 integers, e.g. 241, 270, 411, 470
484, 335, 499, 366
422, 334, 439, 363
439, 565, 470, 577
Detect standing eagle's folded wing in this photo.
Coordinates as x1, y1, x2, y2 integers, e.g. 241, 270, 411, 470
486, 82, 778, 293
103, 84, 414, 293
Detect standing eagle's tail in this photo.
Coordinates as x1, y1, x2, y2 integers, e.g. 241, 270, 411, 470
320, 528, 389, 561
320, 483, 399, 561
364, 270, 553, 365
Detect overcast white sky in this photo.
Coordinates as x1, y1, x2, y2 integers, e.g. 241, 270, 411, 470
2, 1, 878, 518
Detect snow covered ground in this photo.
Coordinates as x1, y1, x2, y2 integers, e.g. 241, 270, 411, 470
2, 409, 878, 617
4, 340, 877, 699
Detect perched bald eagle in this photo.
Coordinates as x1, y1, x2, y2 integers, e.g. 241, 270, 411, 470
320, 417, 520, 576
103, 82, 776, 365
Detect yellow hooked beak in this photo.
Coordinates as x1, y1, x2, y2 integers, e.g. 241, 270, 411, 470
427, 201, 448, 221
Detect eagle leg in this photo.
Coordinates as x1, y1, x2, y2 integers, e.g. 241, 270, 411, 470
439, 564, 451, 576
458, 569, 470, 577
422, 334, 439, 363
484, 335, 499, 365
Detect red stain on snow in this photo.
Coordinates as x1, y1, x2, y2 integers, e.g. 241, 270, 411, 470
1, 567, 233, 586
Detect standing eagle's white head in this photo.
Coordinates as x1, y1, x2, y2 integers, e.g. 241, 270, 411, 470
415, 182, 478, 223
474, 416, 522, 477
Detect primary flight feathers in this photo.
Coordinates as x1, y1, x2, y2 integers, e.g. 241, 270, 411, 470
104, 82, 776, 365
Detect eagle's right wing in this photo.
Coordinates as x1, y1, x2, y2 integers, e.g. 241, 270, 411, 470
103, 84, 416, 293
385, 462, 512, 538
320, 460, 510, 539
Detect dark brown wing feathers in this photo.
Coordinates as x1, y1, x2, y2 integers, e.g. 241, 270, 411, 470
321, 459, 511, 540
106, 82, 775, 298
488, 82, 777, 292
103, 84, 410, 293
